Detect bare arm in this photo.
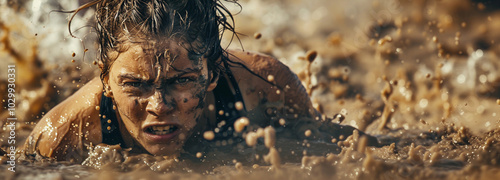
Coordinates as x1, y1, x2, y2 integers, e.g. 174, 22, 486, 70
23, 77, 103, 162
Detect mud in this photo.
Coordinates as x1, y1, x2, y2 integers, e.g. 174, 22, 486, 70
2, 0, 500, 179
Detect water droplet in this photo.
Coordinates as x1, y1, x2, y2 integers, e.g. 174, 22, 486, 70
457, 74, 466, 84
479, 75, 487, 84
419, 99, 429, 108
485, 121, 491, 127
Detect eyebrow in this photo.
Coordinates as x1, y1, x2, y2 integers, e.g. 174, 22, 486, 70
118, 74, 144, 81
117, 67, 203, 81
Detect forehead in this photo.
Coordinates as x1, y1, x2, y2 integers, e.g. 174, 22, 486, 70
111, 40, 204, 77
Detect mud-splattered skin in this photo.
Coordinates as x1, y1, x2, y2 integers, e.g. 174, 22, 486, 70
105, 39, 217, 156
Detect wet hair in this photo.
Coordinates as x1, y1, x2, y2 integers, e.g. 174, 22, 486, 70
69, 0, 240, 81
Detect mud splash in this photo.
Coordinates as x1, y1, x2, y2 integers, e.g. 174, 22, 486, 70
2, 0, 500, 179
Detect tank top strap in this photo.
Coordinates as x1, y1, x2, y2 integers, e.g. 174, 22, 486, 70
210, 61, 246, 141
100, 93, 125, 145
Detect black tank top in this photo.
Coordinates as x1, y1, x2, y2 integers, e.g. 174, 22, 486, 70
100, 63, 246, 145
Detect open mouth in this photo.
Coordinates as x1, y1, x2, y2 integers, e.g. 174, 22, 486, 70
145, 125, 179, 135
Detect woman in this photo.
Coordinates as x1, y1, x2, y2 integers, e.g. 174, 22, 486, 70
23, 0, 378, 161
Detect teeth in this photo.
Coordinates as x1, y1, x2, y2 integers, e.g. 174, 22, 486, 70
149, 125, 177, 135
152, 126, 171, 131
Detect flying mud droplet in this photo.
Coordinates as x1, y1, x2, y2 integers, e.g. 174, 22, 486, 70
264, 126, 276, 148
279, 118, 286, 126
208, 104, 215, 111
264, 147, 281, 168
234, 117, 250, 133
235, 101, 243, 111
235, 162, 243, 170
339, 135, 345, 140
256, 128, 265, 137
304, 129, 312, 137
95, 106, 100, 111
203, 131, 215, 141
196, 152, 202, 158
305, 50, 317, 63
72, 52, 76, 57
267, 75, 275, 82
254, 32, 262, 39
245, 132, 258, 147
378, 35, 393, 45
333, 113, 345, 123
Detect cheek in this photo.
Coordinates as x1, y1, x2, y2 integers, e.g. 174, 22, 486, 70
175, 90, 206, 128
176, 90, 205, 113
115, 95, 147, 126
192, 75, 209, 108
177, 75, 209, 112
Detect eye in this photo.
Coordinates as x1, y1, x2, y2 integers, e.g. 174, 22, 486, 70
174, 77, 194, 84
124, 81, 143, 88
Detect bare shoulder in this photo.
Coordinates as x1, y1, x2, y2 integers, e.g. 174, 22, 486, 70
227, 50, 287, 76
226, 50, 318, 123
24, 77, 103, 161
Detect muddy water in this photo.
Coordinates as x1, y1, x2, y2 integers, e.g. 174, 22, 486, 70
2, 0, 500, 179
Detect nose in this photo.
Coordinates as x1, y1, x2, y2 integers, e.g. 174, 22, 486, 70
146, 90, 175, 116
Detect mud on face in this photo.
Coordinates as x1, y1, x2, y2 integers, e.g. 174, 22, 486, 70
105, 39, 215, 156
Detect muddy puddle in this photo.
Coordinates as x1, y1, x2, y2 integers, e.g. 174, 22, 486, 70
1, 0, 500, 179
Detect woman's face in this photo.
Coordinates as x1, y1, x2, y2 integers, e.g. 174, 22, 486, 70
105, 40, 216, 156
